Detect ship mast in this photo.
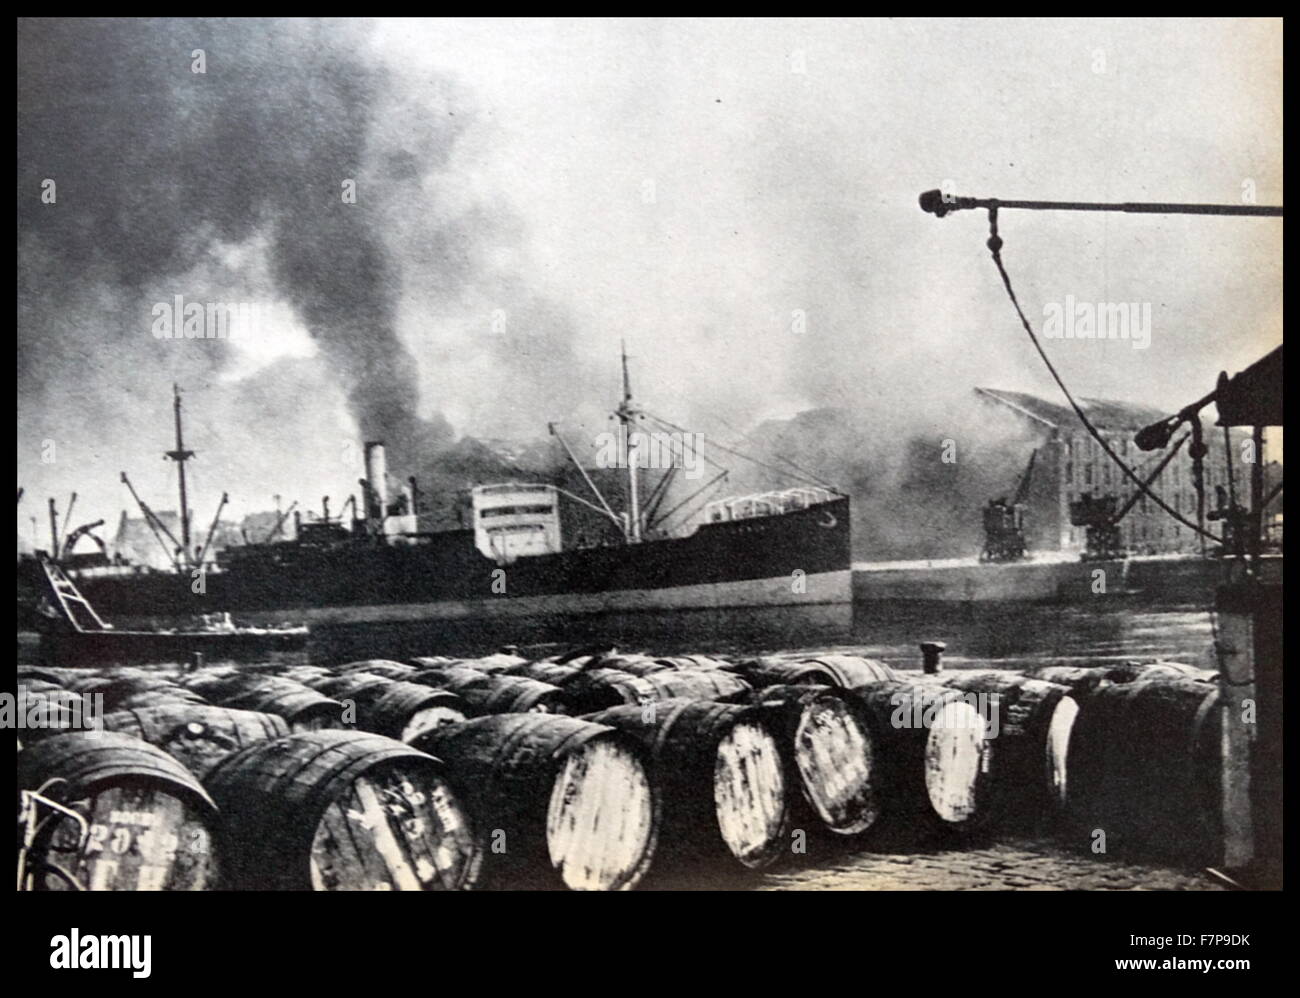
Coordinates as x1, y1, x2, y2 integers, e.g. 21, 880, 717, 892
165, 383, 196, 566
617, 340, 642, 543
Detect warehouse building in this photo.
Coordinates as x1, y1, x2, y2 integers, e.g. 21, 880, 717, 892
974, 387, 1263, 556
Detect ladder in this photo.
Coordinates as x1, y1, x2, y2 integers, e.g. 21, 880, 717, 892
36, 554, 110, 632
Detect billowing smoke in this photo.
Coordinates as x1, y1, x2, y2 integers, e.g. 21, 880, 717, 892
18, 17, 600, 531
19, 18, 458, 469
19, 19, 1279, 561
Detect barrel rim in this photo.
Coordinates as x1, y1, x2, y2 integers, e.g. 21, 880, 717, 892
17, 729, 217, 813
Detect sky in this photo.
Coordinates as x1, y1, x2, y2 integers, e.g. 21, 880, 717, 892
16, 17, 1283, 547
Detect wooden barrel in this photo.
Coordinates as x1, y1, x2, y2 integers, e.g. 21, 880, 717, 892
542, 651, 607, 670
205, 730, 480, 891
589, 669, 752, 708
408, 655, 462, 669
652, 655, 732, 671
417, 715, 657, 891
335, 659, 419, 680
416, 671, 566, 715
117, 688, 210, 710
455, 652, 530, 673
362, 683, 467, 742
937, 672, 1077, 820
597, 654, 675, 677
735, 654, 898, 689
745, 684, 881, 836
16, 665, 83, 685
551, 668, 638, 714
101, 704, 290, 779
11, 686, 100, 746
586, 699, 791, 870
509, 662, 583, 686
62, 673, 122, 695
1065, 678, 1221, 859
183, 675, 344, 732
17, 731, 219, 891
276, 665, 336, 685
808, 655, 898, 688
70, 666, 160, 684
305, 672, 395, 701
1107, 661, 1216, 684
301, 672, 467, 742
730, 657, 841, 687
176, 669, 239, 693
848, 681, 992, 833
546, 644, 618, 666
569, 665, 754, 712
95, 677, 208, 712
16, 678, 67, 697
1019, 667, 1111, 698
505, 648, 609, 677
413, 652, 524, 675
1023, 662, 1214, 698
408, 665, 495, 689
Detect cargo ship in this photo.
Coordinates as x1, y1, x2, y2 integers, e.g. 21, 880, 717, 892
27, 356, 852, 656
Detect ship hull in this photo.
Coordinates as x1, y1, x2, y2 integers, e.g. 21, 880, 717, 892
70, 498, 852, 656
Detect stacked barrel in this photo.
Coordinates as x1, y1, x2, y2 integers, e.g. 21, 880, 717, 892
15, 650, 1221, 889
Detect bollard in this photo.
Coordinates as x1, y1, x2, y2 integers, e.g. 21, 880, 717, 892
920, 641, 946, 675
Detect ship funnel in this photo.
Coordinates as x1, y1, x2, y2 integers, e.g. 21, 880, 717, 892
364, 441, 388, 518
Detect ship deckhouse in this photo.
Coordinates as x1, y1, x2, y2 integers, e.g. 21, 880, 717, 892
471, 483, 562, 563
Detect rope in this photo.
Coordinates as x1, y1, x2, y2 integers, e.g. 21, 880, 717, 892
639, 409, 839, 494
690, 404, 840, 491
983, 207, 1222, 544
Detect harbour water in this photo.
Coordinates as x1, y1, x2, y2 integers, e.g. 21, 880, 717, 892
189, 597, 1219, 673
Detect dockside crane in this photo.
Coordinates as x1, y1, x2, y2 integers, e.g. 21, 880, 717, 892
981, 449, 1036, 562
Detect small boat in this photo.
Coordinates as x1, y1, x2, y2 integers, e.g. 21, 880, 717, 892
31, 554, 307, 667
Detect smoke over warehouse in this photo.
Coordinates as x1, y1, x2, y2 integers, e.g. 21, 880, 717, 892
17, 18, 1281, 556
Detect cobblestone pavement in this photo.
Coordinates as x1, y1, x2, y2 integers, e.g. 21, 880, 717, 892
752, 837, 1223, 891
647, 834, 1224, 891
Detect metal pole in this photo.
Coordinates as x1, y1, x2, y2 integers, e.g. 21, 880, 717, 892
121, 471, 183, 570
919, 190, 1283, 218
196, 491, 229, 567
549, 422, 624, 537
620, 341, 642, 543
165, 384, 196, 565
1251, 426, 1265, 573
48, 498, 59, 559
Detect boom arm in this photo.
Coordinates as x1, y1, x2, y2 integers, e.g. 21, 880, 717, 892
1012, 450, 1037, 506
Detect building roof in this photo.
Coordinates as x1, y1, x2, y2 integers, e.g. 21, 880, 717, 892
112, 510, 268, 569
112, 509, 184, 569
975, 387, 1168, 432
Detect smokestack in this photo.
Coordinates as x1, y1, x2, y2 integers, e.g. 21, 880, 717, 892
364, 441, 388, 518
